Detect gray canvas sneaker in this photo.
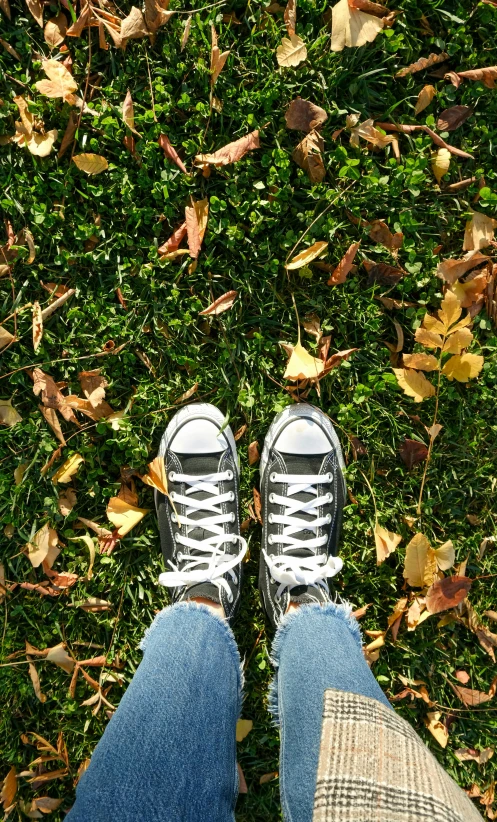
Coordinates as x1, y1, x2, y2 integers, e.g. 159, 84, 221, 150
155, 403, 247, 624
259, 404, 346, 628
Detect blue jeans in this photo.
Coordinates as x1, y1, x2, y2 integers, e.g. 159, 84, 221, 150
67, 601, 390, 822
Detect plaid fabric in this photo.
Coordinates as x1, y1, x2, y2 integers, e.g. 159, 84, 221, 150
313, 689, 483, 822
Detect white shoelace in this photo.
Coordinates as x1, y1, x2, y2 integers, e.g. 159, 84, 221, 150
263, 471, 343, 599
158, 470, 247, 603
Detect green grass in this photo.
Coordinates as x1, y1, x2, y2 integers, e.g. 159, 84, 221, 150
1, 0, 497, 817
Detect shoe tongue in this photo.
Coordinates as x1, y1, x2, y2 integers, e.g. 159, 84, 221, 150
184, 582, 221, 605
175, 452, 225, 551
277, 452, 326, 557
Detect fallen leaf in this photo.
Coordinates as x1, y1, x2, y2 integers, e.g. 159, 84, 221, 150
327, 241, 360, 285
369, 219, 403, 251
283, 342, 324, 380
24, 523, 59, 569
436, 250, 489, 285
0, 325, 14, 351
286, 241, 328, 269
52, 454, 84, 484
455, 66, 497, 89
276, 34, 307, 66
424, 711, 449, 747
349, 118, 396, 150
374, 523, 402, 565
437, 106, 473, 132
14, 461, 29, 486
452, 685, 493, 708
121, 6, 150, 39
292, 130, 325, 183
210, 24, 230, 86
402, 353, 439, 372
73, 154, 109, 175
46, 643, 75, 673
26, 0, 43, 26
415, 84, 437, 115
399, 438, 428, 469
185, 198, 208, 259
144, 0, 173, 35
236, 719, 253, 742
1, 766, 17, 811
331, 0, 384, 51
285, 98, 327, 132
434, 540, 455, 571
122, 89, 135, 133
432, 147, 451, 184
393, 368, 435, 402
442, 353, 484, 382
78, 597, 112, 612
195, 131, 260, 167
158, 133, 188, 174
404, 532, 431, 587
158, 222, 187, 255
32, 301, 43, 352
456, 670, 470, 685
260, 771, 278, 785
44, 12, 68, 48
455, 747, 494, 764
139, 456, 168, 495
28, 660, 47, 703
180, 15, 192, 50
106, 496, 149, 536
237, 762, 247, 794
248, 441, 260, 465
452, 273, 489, 309
199, 290, 238, 316
58, 111, 78, 159
284, 0, 296, 35
41, 288, 76, 320
35, 59, 78, 101
463, 209, 497, 251
0, 37, 20, 60
396, 52, 448, 78
367, 262, 404, 286
425, 575, 472, 614
0, 398, 22, 426
387, 597, 408, 640
58, 488, 76, 516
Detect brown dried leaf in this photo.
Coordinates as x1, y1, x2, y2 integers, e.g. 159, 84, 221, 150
292, 130, 326, 183
367, 262, 405, 286
210, 25, 230, 85
78, 597, 112, 612
44, 12, 68, 48
331, 0, 384, 52
195, 131, 260, 167
158, 222, 187, 255
26, 0, 44, 26
424, 711, 449, 747
58, 488, 76, 516
121, 6, 150, 39
375, 523, 402, 565
399, 438, 428, 470
396, 52, 448, 78
276, 34, 307, 66
349, 118, 396, 149
1, 767, 17, 811
327, 241, 360, 285
456, 66, 497, 89
199, 290, 238, 316
369, 219, 403, 251
73, 154, 109, 175
284, 0, 296, 35
158, 133, 187, 174
414, 85, 437, 115
425, 575, 472, 614
436, 250, 489, 285
437, 105, 473, 132
452, 684, 493, 708
248, 441, 260, 465
463, 209, 497, 251
285, 98, 327, 132
180, 15, 192, 50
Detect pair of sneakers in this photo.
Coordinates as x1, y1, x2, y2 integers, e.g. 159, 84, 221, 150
155, 403, 346, 628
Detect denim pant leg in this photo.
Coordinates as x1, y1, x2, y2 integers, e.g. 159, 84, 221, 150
67, 602, 242, 822
271, 602, 391, 822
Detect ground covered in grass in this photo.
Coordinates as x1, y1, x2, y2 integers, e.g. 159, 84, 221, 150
1, 0, 497, 817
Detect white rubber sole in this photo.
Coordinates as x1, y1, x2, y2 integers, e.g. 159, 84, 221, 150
157, 403, 239, 473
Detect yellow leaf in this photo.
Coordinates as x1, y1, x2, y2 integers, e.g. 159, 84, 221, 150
414, 327, 443, 349
424, 711, 448, 748
0, 325, 15, 351
423, 547, 438, 587
331, 0, 384, 52
35, 59, 78, 100
52, 453, 84, 484
402, 353, 439, 371
393, 368, 435, 402
32, 301, 43, 352
283, 342, 324, 381
422, 313, 446, 335
438, 290, 462, 332
286, 241, 328, 269
236, 719, 253, 742
431, 147, 450, 184
403, 532, 431, 587
445, 314, 472, 335
442, 353, 484, 382
46, 643, 75, 673
69, 535, 95, 580
348, 118, 395, 150
0, 398, 22, 426
374, 523, 402, 565
24, 522, 59, 568
44, 12, 68, 49
414, 84, 436, 115
139, 456, 168, 495
58, 488, 77, 516
434, 540, 455, 571
14, 462, 29, 485
1, 766, 17, 810
25, 130, 58, 157
442, 327, 473, 354
73, 154, 109, 175
106, 496, 149, 536
276, 34, 307, 67
122, 89, 134, 131
463, 209, 497, 251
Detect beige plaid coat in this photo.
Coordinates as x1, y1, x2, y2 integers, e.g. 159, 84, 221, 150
313, 689, 483, 822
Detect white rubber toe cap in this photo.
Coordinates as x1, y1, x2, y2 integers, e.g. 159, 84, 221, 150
274, 417, 331, 455
169, 419, 228, 454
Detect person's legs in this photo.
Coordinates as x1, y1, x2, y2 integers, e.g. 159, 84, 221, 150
67, 601, 241, 822
271, 602, 390, 822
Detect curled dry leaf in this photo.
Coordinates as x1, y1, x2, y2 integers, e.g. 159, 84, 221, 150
424, 711, 448, 748
236, 718, 253, 742
52, 453, 84, 484
44, 12, 68, 48
425, 575, 472, 614
24, 523, 59, 568
283, 342, 324, 380
393, 368, 436, 402
374, 523, 402, 565
159, 133, 187, 174
185, 198, 208, 259
396, 52, 448, 78
210, 24, 230, 86
455, 66, 497, 89
106, 496, 149, 536
73, 154, 109, 175
0, 325, 14, 351
414, 85, 436, 115
26, 0, 44, 26
451, 685, 493, 708
284, 0, 296, 35
35, 59, 78, 101
121, 6, 150, 39
32, 301, 43, 352
78, 597, 113, 612
403, 532, 432, 587
436, 250, 489, 285
349, 119, 396, 150
248, 441, 260, 465
139, 456, 168, 495
292, 130, 325, 183
366, 262, 404, 286
0, 398, 22, 426
180, 15, 192, 50
58, 488, 77, 516
199, 290, 238, 316
327, 241, 360, 285
437, 105, 473, 132
1, 766, 17, 811
276, 34, 307, 67
285, 98, 327, 132
369, 220, 403, 252
463, 209, 497, 251
286, 241, 328, 269
331, 0, 384, 52
455, 747, 494, 764
195, 131, 260, 167
122, 89, 135, 132
399, 438, 428, 470
431, 148, 450, 184
13, 95, 58, 158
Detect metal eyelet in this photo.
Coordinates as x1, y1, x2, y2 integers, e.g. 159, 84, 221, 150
325, 514, 332, 524
226, 470, 233, 480
228, 594, 233, 604
328, 493, 334, 503
174, 533, 180, 543
268, 513, 274, 524
229, 491, 235, 502
269, 492, 275, 503
177, 552, 183, 560
230, 512, 235, 522
268, 535, 274, 545
171, 513, 177, 523
169, 471, 176, 482
231, 535, 238, 544
270, 472, 277, 482
327, 472, 333, 482
170, 491, 176, 501
233, 574, 238, 585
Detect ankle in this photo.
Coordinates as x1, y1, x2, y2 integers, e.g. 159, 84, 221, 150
190, 597, 226, 619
